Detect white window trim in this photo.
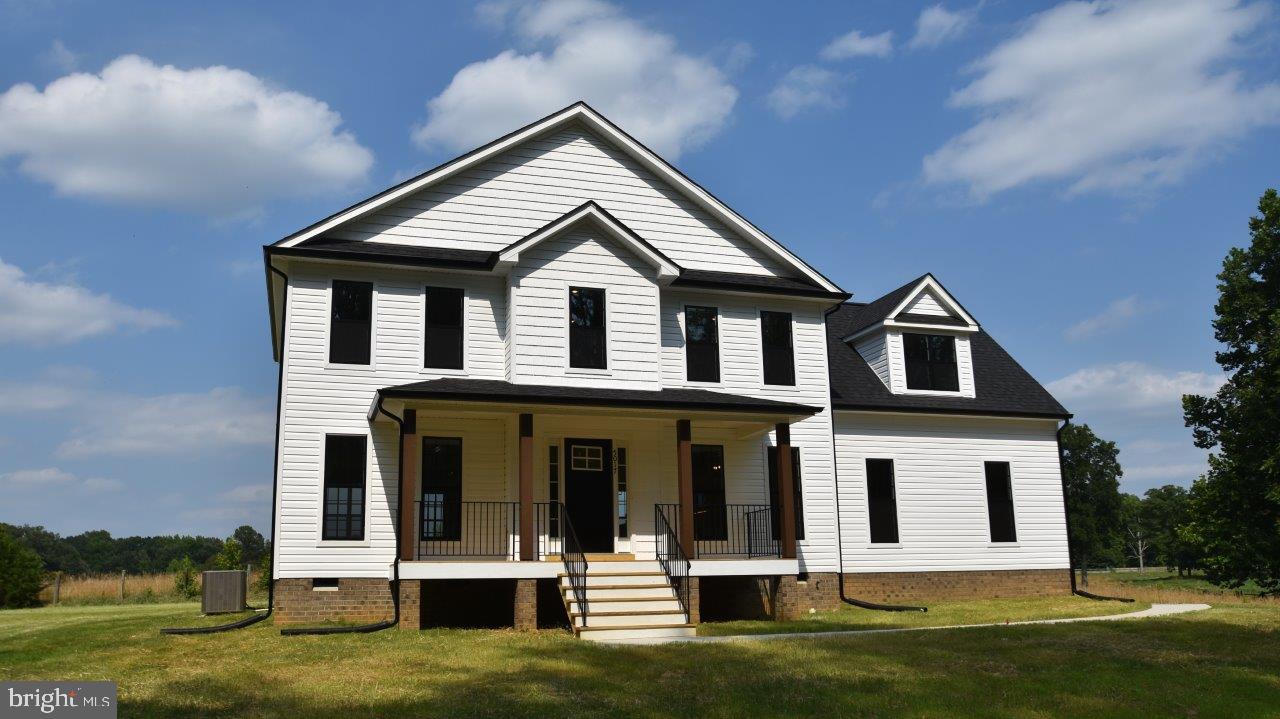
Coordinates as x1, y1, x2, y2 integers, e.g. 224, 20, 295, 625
420, 283, 469, 375
315, 431, 373, 547
863, 455, 904, 548
981, 458, 1020, 545
896, 330, 965, 396
681, 303, 724, 385
324, 278, 377, 370
564, 284, 611, 374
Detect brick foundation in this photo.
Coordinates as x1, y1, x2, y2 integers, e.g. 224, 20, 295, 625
772, 573, 840, 620
841, 569, 1071, 603
398, 579, 421, 630
273, 578, 394, 625
514, 579, 537, 631
686, 577, 700, 624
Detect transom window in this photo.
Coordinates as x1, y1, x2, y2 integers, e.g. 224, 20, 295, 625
424, 286, 464, 369
570, 445, 603, 471
322, 435, 366, 541
568, 287, 606, 369
685, 305, 720, 383
903, 333, 959, 391
329, 280, 372, 365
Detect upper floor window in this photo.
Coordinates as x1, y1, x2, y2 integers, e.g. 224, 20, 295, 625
569, 287, 606, 369
865, 458, 899, 544
685, 305, 720, 383
424, 286, 464, 370
322, 435, 366, 541
329, 280, 372, 365
760, 311, 795, 386
984, 461, 1017, 543
903, 333, 958, 391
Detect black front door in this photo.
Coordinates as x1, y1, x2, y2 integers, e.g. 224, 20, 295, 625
564, 438, 613, 553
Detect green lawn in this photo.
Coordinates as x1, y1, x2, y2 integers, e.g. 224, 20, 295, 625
3, 599, 1278, 718
1089, 569, 1269, 597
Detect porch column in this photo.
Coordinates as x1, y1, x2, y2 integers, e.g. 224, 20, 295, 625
398, 410, 417, 562
519, 413, 535, 561
775, 423, 797, 559
676, 419, 695, 555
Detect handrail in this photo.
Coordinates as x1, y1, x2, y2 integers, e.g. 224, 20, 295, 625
654, 504, 692, 623
417, 500, 519, 559
557, 501, 589, 626
657, 502, 780, 558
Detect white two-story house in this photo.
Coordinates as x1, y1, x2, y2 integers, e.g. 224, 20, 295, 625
262, 103, 1071, 641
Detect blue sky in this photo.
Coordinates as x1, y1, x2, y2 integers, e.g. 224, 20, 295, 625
1, 0, 1276, 538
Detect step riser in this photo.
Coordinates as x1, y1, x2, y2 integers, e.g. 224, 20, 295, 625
583, 562, 662, 573
575, 613, 686, 628
566, 574, 666, 587
569, 599, 682, 613
579, 627, 698, 642
570, 586, 676, 600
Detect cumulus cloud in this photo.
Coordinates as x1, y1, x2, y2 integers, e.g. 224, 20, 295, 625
909, 4, 976, 49
0, 467, 123, 493
1047, 362, 1226, 413
0, 55, 373, 215
821, 29, 893, 60
1064, 295, 1159, 341
40, 39, 78, 72
767, 66, 846, 120
923, 0, 1280, 199
56, 387, 273, 458
412, 0, 737, 159
0, 258, 174, 347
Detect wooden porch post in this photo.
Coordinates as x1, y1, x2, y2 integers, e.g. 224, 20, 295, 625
775, 423, 797, 559
398, 410, 418, 562
519, 413, 535, 561
676, 419, 695, 555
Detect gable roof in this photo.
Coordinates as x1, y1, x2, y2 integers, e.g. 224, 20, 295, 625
827, 302, 1069, 419
272, 101, 843, 294
841, 274, 978, 341
495, 201, 680, 281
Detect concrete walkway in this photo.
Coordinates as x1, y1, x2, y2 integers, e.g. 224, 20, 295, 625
604, 602, 1212, 646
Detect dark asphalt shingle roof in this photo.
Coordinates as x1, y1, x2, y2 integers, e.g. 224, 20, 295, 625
378, 378, 823, 416
274, 237, 498, 270
673, 269, 850, 300
827, 301, 1070, 419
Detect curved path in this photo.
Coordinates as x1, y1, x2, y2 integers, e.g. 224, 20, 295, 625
606, 602, 1212, 646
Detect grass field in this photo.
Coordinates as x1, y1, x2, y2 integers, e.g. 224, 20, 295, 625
1085, 569, 1276, 603
38, 572, 268, 606
3, 592, 1278, 718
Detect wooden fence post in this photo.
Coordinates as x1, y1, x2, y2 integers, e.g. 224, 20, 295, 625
52, 572, 62, 605
119, 570, 126, 602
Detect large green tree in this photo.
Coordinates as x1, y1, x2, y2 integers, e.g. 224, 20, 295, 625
1140, 485, 1198, 575
231, 525, 266, 565
0, 527, 46, 608
1182, 188, 1280, 593
1060, 423, 1125, 576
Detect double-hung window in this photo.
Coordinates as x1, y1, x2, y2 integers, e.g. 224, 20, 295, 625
903, 333, 959, 391
424, 287, 464, 369
421, 438, 463, 541
685, 305, 720, 382
329, 280, 372, 365
985, 461, 1017, 543
761, 311, 795, 386
322, 435, 366, 541
569, 287, 606, 369
865, 458, 899, 544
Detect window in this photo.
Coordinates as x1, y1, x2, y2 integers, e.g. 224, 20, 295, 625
548, 445, 560, 539
692, 444, 727, 541
865, 458, 899, 544
616, 448, 628, 539
684, 305, 720, 382
760, 311, 795, 386
421, 437, 462, 541
569, 287, 606, 369
424, 286, 464, 369
570, 444, 603, 471
322, 435, 366, 541
767, 446, 805, 540
903, 333, 959, 391
329, 280, 372, 365
985, 461, 1017, 543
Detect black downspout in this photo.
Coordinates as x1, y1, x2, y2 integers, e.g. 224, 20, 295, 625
162, 259, 290, 634
823, 303, 927, 614
1057, 419, 1133, 603
280, 397, 403, 635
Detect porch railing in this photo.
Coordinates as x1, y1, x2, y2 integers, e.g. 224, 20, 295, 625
557, 501, 589, 626
654, 504, 691, 622
656, 503, 781, 558
417, 500, 518, 560
533, 501, 561, 559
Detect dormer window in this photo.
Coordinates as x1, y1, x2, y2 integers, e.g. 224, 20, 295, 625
903, 333, 958, 391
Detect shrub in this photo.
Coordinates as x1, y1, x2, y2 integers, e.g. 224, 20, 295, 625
0, 528, 46, 608
169, 556, 200, 599
254, 554, 272, 593
212, 538, 243, 571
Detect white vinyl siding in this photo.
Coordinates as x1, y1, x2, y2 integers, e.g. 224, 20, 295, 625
885, 330, 976, 398
834, 412, 1069, 573
853, 333, 890, 389
328, 127, 782, 275
901, 290, 950, 316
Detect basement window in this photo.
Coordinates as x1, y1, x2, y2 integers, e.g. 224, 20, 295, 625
312, 578, 339, 591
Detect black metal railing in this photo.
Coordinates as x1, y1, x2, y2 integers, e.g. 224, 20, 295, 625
557, 501, 589, 626
417, 500, 518, 559
533, 501, 562, 559
656, 503, 781, 558
654, 504, 691, 622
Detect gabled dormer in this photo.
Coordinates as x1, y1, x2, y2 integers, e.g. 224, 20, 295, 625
840, 275, 980, 398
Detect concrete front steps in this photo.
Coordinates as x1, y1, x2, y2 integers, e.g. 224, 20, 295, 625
559, 560, 695, 642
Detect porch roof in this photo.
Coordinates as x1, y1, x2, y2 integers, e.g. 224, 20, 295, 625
372, 378, 823, 417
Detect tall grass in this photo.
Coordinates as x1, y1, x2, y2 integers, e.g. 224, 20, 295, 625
1082, 570, 1277, 606
38, 572, 266, 606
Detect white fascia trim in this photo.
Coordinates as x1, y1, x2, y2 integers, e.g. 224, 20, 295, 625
273, 103, 842, 294
495, 203, 679, 282
886, 275, 978, 328
882, 319, 978, 334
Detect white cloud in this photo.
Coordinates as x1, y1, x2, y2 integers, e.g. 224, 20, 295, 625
909, 4, 976, 49
0, 379, 80, 413
767, 66, 846, 120
1123, 462, 1205, 482
0, 258, 174, 347
82, 477, 125, 493
923, 0, 1280, 199
0, 55, 373, 216
220, 484, 271, 503
821, 29, 893, 60
0, 468, 123, 493
1064, 295, 1159, 341
56, 387, 274, 458
40, 39, 78, 72
1047, 362, 1226, 413
412, 0, 737, 160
